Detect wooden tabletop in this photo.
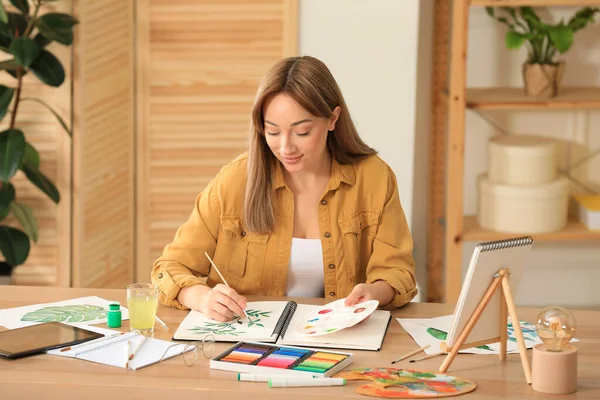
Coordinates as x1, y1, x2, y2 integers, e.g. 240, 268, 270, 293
0, 286, 599, 399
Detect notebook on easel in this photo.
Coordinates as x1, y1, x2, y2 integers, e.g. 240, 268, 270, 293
48, 330, 189, 370
445, 236, 534, 348
439, 237, 535, 384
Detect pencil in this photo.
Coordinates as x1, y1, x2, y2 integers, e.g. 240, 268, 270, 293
391, 344, 431, 364
60, 332, 125, 352
129, 335, 148, 360
409, 352, 446, 363
204, 252, 248, 319
125, 339, 131, 369
155, 316, 169, 331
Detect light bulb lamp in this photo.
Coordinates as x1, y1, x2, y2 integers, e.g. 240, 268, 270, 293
531, 306, 578, 394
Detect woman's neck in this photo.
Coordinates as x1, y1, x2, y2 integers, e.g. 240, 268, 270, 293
284, 151, 332, 194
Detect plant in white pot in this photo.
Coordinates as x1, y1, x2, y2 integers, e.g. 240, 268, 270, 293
486, 6, 599, 98
0, 0, 77, 284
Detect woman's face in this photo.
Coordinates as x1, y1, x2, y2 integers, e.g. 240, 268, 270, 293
263, 93, 339, 174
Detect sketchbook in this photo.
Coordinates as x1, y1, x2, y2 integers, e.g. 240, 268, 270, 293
446, 236, 534, 347
48, 329, 190, 370
173, 301, 391, 351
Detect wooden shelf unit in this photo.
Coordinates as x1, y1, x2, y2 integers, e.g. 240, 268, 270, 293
428, 0, 600, 303
463, 216, 600, 242
466, 87, 600, 110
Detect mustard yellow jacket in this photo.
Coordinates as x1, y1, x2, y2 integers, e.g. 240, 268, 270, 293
152, 153, 417, 310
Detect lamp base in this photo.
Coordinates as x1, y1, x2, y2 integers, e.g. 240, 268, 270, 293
532, 343, 577, 394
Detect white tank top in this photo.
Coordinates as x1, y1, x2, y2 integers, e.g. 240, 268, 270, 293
285, 238, 325, 297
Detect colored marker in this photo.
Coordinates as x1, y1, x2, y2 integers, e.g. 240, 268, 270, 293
268, 378, 346, 388
238, 373, 311, 382
293, 366, 327, 373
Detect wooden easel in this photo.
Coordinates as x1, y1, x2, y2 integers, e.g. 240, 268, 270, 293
438, 269, 532, 385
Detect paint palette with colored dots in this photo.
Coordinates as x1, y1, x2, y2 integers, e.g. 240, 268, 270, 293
296, 298, 379, 336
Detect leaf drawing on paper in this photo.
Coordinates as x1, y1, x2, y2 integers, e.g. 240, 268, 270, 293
426, 327, 447, 341
21, 305, 107, 323
188, 308, 272, 336
507, 320, 537, 343
189, 321, 246, 336
426, 327, 493, 351
245, 309, 271, 328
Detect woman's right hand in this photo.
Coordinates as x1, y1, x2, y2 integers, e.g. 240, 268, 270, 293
197, 284, 247, 322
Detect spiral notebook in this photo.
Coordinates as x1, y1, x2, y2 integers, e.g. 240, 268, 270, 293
446, 236, 534, 347
48, 330, 189, 370
173, 301, 391, 351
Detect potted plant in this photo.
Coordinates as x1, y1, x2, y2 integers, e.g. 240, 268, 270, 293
0, 0, 77, 284
486, 6, 599, 97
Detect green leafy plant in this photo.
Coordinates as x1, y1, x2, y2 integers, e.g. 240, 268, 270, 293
486, 6, 599, 65
0, 0, 77, 274
21, 305, 107, 323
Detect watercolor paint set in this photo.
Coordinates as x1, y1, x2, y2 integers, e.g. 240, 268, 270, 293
210, 341, 353, 377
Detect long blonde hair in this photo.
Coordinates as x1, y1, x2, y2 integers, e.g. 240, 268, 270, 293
244, 56, 376, 233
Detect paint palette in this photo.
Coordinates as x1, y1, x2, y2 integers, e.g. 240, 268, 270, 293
335, 368, 477, 398
296, 298, 379, 336
210, 341, 354, 377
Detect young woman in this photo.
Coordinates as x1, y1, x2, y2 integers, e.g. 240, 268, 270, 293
152, 56, 417, 321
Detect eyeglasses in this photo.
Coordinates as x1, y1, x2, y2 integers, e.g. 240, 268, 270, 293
159, 334, 216, 367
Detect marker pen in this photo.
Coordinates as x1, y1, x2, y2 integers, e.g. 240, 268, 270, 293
268, 378, 346, 388
238, 373, 310, 382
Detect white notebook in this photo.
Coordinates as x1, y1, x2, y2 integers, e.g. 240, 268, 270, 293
48, 330, 189, 370
173, 301, 391, 351
446, 237, 533, 347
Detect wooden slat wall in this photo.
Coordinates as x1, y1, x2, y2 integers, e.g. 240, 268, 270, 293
136, 0, 298, 282
71, 0, 135, 288
1, 1, 72, 287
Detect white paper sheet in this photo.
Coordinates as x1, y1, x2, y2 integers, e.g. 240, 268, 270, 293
0, 296, 129, 329
396, 315, 577, 356
48, 326, 189, 370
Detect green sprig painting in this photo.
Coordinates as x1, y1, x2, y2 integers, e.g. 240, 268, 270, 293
188, 308, 272, 336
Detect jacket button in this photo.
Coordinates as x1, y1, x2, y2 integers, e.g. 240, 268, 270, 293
324, 232, 331, 238
328, 263, 335, 269
241, 231, 246, 237
320, 199, 327, 205
329, 291, 336, 297
158, 273, 163, 279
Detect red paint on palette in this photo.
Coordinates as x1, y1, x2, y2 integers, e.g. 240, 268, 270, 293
318, 309, 333, 314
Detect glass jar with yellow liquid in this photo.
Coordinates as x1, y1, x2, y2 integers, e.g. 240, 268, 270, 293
126, 283, 159, 333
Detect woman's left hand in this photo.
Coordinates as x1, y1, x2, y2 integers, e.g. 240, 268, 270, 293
344, 281, 395, 307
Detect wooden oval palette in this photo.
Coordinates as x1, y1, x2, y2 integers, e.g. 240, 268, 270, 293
296, 299, 379, 337
334, 367, 477, 398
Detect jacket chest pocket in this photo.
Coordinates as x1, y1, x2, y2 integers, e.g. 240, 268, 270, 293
214, 217, 269, 286
338, 210, 380, 283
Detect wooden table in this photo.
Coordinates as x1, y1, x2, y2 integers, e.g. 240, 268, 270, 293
0, 286, 598, 399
